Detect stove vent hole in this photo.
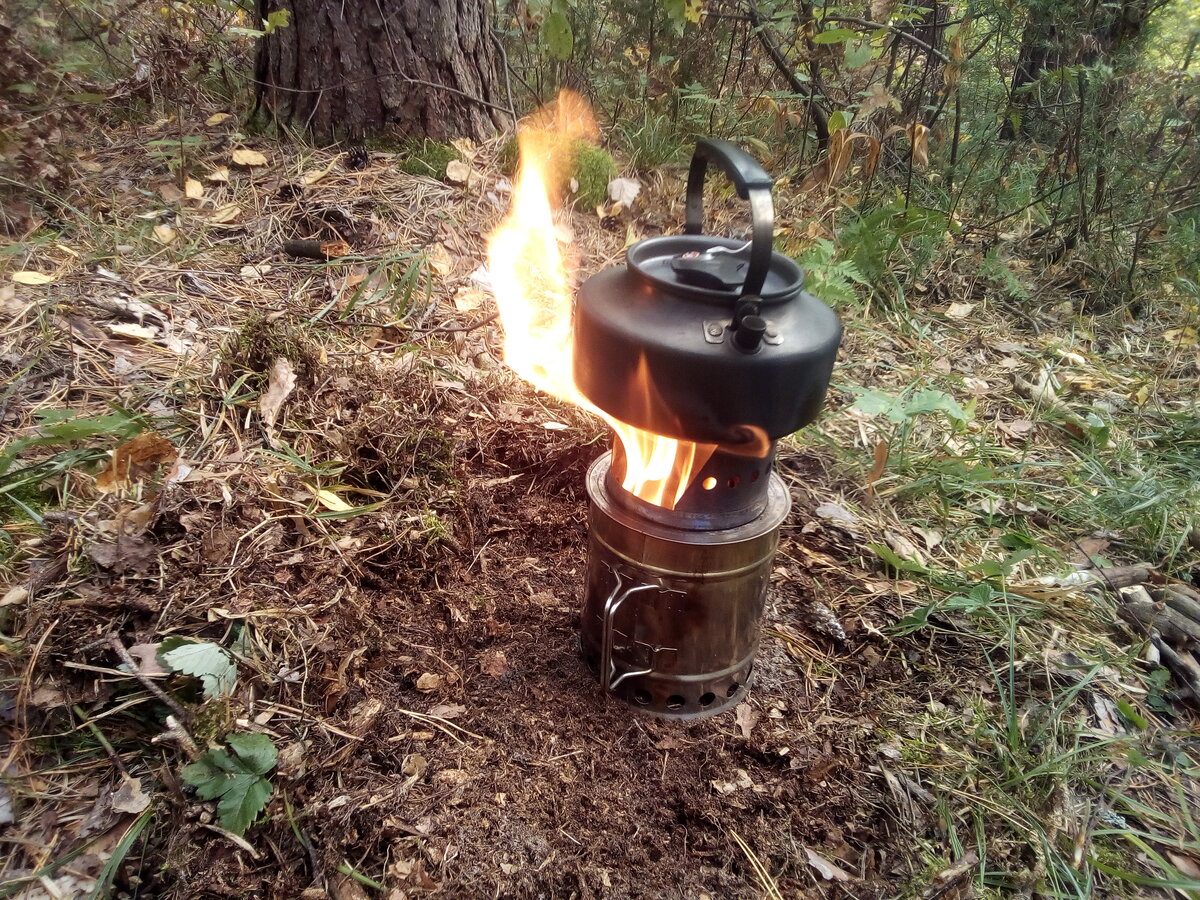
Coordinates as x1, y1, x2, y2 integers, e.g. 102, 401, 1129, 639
726, 682, 740, 698
633, 689, 652, 705
750, 470, 760, 482
701, 477, 717, 490
728, 475, 741, 488
666, 695, 686, 710
699, 692, 716, 707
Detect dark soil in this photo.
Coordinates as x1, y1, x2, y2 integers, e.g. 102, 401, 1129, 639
12, 351, 937, 900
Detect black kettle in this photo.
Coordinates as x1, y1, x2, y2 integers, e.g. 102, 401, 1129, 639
572, 139, 842, 447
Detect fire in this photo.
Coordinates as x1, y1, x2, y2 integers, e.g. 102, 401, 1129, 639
486, 91, 712, 509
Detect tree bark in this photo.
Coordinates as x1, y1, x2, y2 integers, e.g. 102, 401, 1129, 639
254, 0, 509, 141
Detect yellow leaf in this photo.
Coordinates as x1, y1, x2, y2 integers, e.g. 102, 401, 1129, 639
302, 156, 340, 185
209, 204, 241, 224
184, 178, 204, 200
206, 167, 230, 182
206, 112, 233, 126
152, 224, 177, 244
231, 148, 268, 167
11, 271, 55, 285
944, 301, 974, 319
427, 243, 453, 277
684, 0, 705, 22
453, 286, 486, 311
1134, 384, 1150, 405
450, 137, 478, 160
109, 322, 159, 341
310, 488, 354, 513
906, 123, 930, 169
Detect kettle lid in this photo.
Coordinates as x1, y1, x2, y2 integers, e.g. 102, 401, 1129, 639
626, 138, 804, 303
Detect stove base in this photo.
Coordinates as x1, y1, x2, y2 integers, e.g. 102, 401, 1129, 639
580, 453, 789, 719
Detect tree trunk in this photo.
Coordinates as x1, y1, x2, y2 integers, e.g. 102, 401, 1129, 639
1000, 0, 1161, 141
254, 0, 509, 141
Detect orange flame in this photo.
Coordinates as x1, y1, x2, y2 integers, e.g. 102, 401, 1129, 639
486, 91, 719, 509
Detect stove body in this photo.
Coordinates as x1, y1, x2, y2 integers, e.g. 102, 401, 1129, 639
572, 139, 841, 719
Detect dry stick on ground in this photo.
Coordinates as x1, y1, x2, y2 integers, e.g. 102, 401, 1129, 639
107, 635, 191, 724
1118, 600, 1200, 647
1151, 634, 1200, 700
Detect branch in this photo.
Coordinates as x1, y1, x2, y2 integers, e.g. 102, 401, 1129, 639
743, 3, 830, 150
825, 16, 951, 64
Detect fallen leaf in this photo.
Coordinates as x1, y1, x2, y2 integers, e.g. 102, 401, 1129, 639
427, 703, 466, 719
815, 501, 859, 529
541, 421, 569, 431
152, 223, 177, 244
95, 433, 177, 492
445, 159, 471, 185
206, 167, 230, 182
303, 155, 341, 184
453, 285, 486, 311
110, 776, 151, 814
734, 702, 759, 740
480, 650, 509, 677
607, 177, 641, 206
240, 264, 271, 282
11, 271, 55, 285
805, 847, 852, 882
944, 301, 974, 319
259, 357, 297, 432
108, 322, 159, 341
1168, 852, 1200, 879
209, 203, 241, 224
206, 112, 233, 126
450, 137, 478, 160
158, 182, 184, 203
1, 586, 29, 607
231, 147, 268, 167
184, 178, 204, 200
402, 754, 429, 778
427, 243, 453, 277
887, 530, 926, 563
127, 643, 168, 676
86, 536, 159, 574
311, 488, 353, 512
711, 768, 753, 794
415, 673, 443, 692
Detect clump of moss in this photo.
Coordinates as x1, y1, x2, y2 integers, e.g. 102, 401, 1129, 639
499, 135, 520, 175
572, 142, 616, 208
500, 134, 616, 208
396, 139, 459, 178
228, 314, 319, 382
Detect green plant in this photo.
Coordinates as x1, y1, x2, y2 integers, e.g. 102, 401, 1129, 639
572, 142, 616, 208
157, 638, 237, 699
396, 140, 459, 178
614, 113, 686, 171
794, 238, 870, 307
181, 733, 278, 836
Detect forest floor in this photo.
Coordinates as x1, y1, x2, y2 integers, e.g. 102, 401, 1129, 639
2, 112, 1200, 900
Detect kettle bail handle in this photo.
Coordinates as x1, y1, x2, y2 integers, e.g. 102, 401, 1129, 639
683, 138, 775, 298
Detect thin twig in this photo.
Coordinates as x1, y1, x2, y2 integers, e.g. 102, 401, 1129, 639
108, 635, 191, 723
825, 16, 951, 63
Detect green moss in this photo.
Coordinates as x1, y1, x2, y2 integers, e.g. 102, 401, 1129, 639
571, 142, 617, 208
228, 314, 318, 381
499, 135, 519, 175
395, 139, 459, 178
